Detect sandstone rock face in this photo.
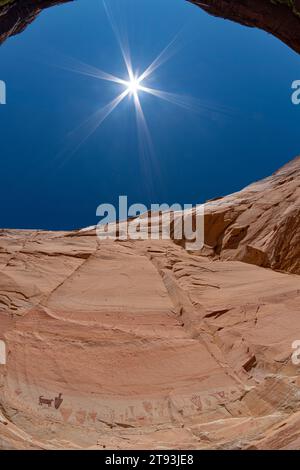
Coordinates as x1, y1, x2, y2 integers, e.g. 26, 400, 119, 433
0, 0, 71, 44
189, 0, 300, 54
198, 157, 300, 274
0, 158, 299, 449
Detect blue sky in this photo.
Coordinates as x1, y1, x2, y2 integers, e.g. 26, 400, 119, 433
1, 0, 300, 230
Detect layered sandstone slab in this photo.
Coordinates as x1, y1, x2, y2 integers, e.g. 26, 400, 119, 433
0, 158, 299, 449
201, 156, 300, 274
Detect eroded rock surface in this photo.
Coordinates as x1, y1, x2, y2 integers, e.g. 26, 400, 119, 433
0, 158, 299, 450
199, 157, 300, 274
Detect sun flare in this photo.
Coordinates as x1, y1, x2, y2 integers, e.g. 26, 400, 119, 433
125, 76, 142, 96
61, 0, 205, 164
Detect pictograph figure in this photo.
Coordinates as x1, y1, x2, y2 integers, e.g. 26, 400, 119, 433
39, 396, 54, 407
54, 393, 63, 410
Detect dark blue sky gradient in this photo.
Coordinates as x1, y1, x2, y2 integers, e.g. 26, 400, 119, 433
1, 0, 300, 230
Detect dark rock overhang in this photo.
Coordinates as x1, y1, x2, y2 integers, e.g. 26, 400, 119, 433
188, 0, 300, 54
0, 0, 72, 44
1, 0, 300, 54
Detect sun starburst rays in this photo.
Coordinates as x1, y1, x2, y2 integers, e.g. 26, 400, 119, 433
58, 0, 216, 177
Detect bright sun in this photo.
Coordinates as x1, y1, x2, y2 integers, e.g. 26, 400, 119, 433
66, 0, 196, 156
126, 76, 142, 95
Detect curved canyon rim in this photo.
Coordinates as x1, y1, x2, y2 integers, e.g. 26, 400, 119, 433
0, 0, 300, 452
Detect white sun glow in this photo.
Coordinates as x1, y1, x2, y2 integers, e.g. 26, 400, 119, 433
59, 0, 191, 158
125, 76, 142, 96
58, 0, 234, 177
